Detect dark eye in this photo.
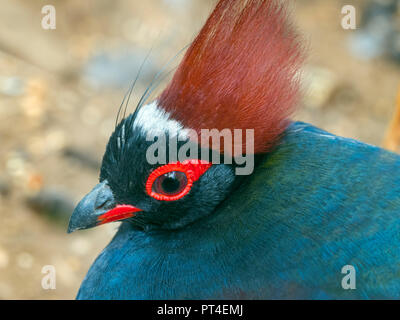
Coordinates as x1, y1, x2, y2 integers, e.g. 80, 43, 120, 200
145, 160, 212, 201
152, 171, 188, 196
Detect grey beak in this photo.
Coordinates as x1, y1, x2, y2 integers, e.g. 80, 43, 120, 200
67, 180, 116, 233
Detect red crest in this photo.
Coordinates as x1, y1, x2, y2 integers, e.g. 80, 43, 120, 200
158, 0, 304, 154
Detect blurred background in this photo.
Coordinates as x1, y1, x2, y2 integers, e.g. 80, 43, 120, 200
0, 0, 399, 299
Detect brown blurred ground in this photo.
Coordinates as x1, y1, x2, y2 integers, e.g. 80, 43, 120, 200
0, 0, 399, 299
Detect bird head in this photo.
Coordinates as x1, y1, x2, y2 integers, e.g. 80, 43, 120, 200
68, 0, 303, 233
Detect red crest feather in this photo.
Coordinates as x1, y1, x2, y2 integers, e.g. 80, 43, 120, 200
158, 0, 304, 154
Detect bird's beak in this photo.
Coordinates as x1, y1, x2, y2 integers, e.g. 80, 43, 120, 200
67, 180, 142, 233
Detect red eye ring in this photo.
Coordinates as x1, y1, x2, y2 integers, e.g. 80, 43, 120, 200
145, 160, 212, 201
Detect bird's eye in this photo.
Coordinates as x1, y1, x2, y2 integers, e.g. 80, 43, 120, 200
153, 171, 188, 196
145, 160, 212, 201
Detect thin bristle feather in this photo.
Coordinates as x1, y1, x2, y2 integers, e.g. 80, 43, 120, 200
158, 0, 304, 154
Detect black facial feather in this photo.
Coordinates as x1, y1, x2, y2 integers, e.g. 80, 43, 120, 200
100, 115, 241, 230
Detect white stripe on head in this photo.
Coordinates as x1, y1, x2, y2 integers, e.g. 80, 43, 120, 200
132, 101, 188, 139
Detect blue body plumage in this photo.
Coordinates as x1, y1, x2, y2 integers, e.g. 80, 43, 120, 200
76, 122, 400, 299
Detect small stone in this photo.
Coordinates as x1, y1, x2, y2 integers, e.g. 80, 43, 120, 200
6, 151, 28, 178
16, 252, 34, 269
0, 76, 24, 96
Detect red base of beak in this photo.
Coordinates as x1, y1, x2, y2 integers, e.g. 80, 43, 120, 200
97, 205, 142, 225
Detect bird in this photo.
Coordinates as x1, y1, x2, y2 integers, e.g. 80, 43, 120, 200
68, 0, 400, 299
